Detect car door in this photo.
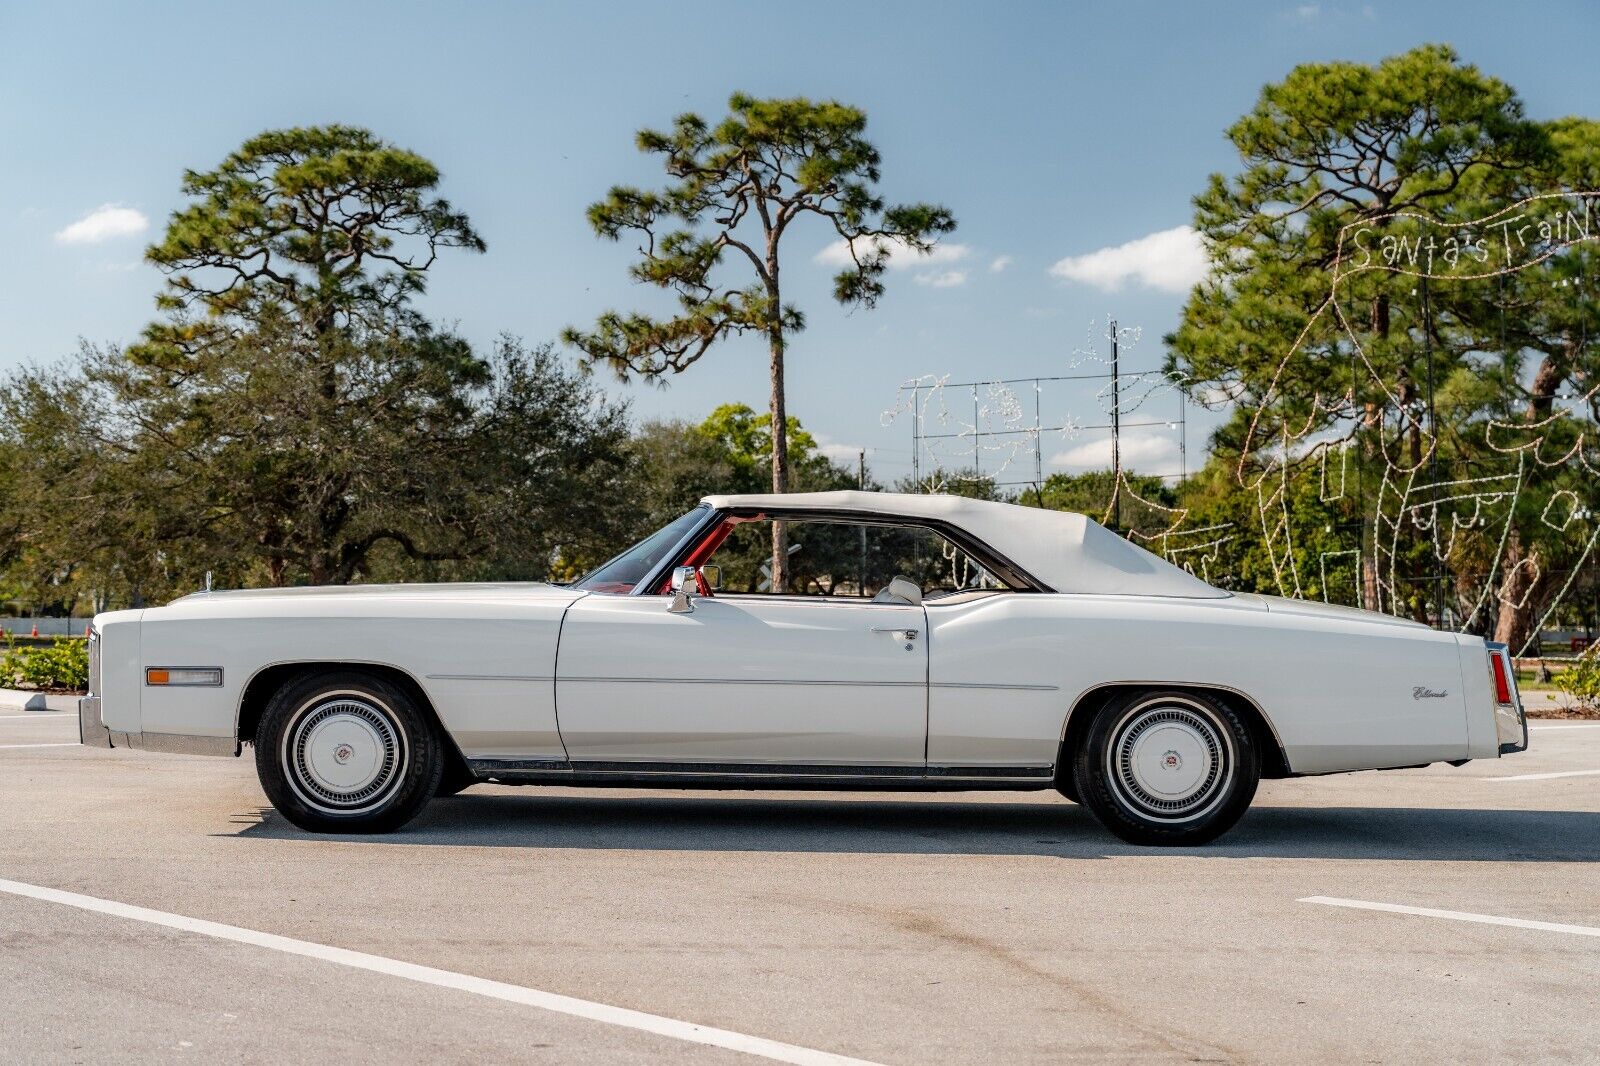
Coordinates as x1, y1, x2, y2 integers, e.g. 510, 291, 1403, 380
554, 593, 928, 768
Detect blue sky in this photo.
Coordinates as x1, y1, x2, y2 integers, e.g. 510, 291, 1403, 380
4, 1, 1598, 486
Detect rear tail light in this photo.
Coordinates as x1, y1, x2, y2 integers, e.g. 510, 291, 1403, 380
1487, 646, 1514, 705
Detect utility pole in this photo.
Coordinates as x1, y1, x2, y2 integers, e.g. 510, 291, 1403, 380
910, 385, 921, 491
1178, 386, 1186, 485
1110, 317, 1122, 531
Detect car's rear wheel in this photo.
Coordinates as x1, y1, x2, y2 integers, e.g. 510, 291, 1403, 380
1073, 689, 1259, 846
255, 671, 443, 834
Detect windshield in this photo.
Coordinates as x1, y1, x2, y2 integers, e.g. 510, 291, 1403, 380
573, 505, 710, 594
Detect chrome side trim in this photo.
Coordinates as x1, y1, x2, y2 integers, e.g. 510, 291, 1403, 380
466, 757, 570, 773
440, 675, 1053, 692
558, 677, 925, 688
108, 730, 240, 757
78, 696, 110, 748
233, 658, 437, 741
425, 674, 554, 682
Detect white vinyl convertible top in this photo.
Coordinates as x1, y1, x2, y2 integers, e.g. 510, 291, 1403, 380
700, 490, 1228, 599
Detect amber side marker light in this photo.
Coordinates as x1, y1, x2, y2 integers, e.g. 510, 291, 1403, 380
145, 667, 223, 687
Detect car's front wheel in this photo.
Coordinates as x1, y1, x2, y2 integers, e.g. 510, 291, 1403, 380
1073, 689, 1259, 846
255, 670, 443, 834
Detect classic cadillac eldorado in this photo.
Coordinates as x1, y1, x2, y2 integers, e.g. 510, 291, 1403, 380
80, 490, 1528, 845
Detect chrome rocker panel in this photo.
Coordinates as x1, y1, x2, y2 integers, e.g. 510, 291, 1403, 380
466, 757, 1056, 791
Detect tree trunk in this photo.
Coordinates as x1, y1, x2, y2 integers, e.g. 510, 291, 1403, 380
1493, 529, 1543, 653
1492, 346, 1571, 650
765, 245, 790, 592
260, 521, 288, 587
768, 325, 789, 592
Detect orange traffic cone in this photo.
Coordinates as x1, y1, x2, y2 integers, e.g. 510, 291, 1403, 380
30, 624, 39, 638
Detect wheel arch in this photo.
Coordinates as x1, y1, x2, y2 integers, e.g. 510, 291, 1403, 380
1057, 682, 1291, 782
236, 660, 456, 759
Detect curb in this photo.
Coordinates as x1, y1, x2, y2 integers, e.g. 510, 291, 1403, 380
0, 689, 80, 713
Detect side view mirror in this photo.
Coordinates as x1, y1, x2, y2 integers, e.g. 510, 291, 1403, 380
699, 563, 722, 591
668, 566, 699, 614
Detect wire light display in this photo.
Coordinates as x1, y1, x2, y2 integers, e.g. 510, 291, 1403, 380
887, 191, 1600, 654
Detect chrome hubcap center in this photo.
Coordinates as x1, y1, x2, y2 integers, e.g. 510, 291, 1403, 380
284, 697, 404, 813
1130, 726, 1210, 799
1109, 701, 1230, 820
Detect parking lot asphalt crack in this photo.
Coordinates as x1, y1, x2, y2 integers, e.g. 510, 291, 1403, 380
775, 893, 1250, 1064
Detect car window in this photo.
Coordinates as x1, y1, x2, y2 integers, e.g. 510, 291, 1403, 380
574, 506, 709, 593
706, 519, 1007, 598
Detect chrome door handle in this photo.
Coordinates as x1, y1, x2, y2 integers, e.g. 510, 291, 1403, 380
871, 626, 919, 640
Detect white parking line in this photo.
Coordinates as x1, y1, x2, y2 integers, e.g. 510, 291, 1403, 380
1487, 768, 1600, 781
1529, 723, 1600, 731
0, 878, 881, 1066
0, 713, 74, 720
1300, 896, 1600, 939
0, 743, 79, 750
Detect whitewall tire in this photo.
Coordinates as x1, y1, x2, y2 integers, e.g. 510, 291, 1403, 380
255, 671, 443, 834
1073, 689, 1259, 846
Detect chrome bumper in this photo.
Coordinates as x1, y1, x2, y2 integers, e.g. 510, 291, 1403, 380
1495, 701, 1528, 756
78, 696, 110, 747
78, 694, 238, 757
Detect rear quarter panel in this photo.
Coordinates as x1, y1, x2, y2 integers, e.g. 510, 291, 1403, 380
926, 593, 1471, 773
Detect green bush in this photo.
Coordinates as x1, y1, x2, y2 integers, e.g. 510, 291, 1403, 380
1553, 651, 1600, 710
0, 636, 89, 692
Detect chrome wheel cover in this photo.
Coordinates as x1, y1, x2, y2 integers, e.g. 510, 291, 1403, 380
281, 692, 408, 816
1106, 697, 1233, 823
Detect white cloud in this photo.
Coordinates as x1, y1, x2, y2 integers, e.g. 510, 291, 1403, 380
813, 435, 865, 465
814, 235, 970, 270
55, 204, 149, 245
1049, 432, 1181, 473
914, 269, 968, 288
1048, 225, 1207, 295
988, 254, 1013, 273
1294, 3, 1320, 18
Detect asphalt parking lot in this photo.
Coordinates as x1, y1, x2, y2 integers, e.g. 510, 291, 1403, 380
2, 707, 1597, 1064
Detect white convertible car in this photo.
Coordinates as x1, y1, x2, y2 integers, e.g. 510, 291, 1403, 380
80, 491, 1527, 845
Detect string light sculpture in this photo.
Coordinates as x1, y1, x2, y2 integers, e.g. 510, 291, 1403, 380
1233, 191, 1600, 651
885, 194, 1597, 653
882, 317, 1191, 514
